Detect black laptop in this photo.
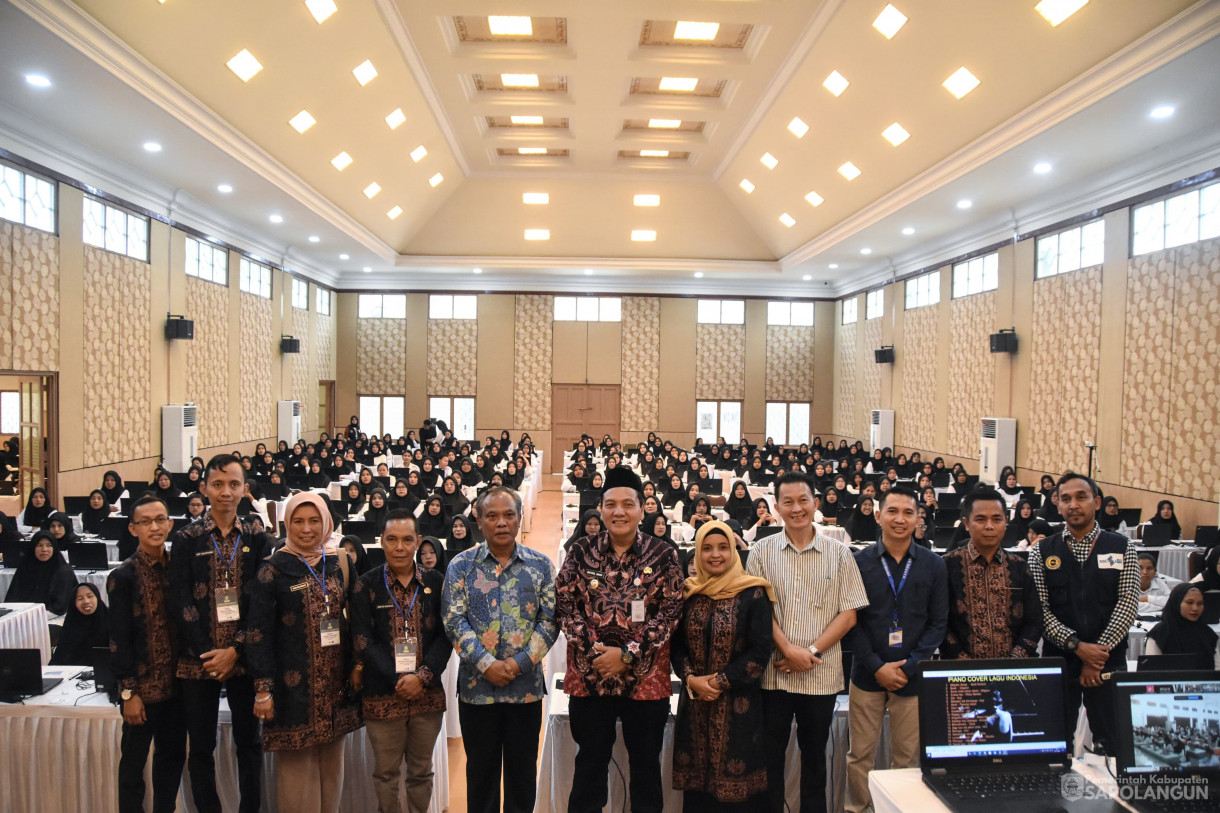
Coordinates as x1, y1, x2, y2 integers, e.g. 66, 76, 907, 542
1112, 670, 1220, 812
1137, 653, 1210, 672
0, 649, 62, 701
92, 646, 120, 704
67, 542, 109, 571
918, 657, 1123, 813
63, 496, 92, 516
1117, 508, 1143, 527
1194, 526, 1218, 550
753, 524, 782, 539
699, 478, 723, 496
1142, 525, 1176, 546
341, 520, 378, 544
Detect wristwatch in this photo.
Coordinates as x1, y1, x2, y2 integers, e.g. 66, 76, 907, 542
1065, 635, 1080, 653
809, 645, 822, 659
120, 689, 134, 701
619, 648, 636, 666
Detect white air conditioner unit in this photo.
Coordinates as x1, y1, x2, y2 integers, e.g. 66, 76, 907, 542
980, 417, 1017, 485
278, 400, 302, 446
161, 404, 198, 472
869, 409, 894, 452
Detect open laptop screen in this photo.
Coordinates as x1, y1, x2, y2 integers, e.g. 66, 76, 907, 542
1112, 672, 1220, 778
920, 660, 1068, 764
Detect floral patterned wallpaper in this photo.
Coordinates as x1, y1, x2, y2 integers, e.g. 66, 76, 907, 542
356, 318, 408, 394
184, 277, 230, 449
239, 293, 273, 441
316, 310, 335, 381
82, 246, 151, 466
0, 223, 12, 367
514, 295, 552, 428
946, 292, 997, 459
766, 325, 815, 402
899, 305, 939, 451
0, 222, 59, 371
859, 318, 883, 440
287, 304, 313, 431
695, 324, 745, 400
1169, 239, 1220, 501
620, 296, 660, 431
427, 318, 478, 396
834, 320, 857, 438
1027, 267, 1102, 474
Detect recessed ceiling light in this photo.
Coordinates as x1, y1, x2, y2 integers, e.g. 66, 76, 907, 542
473, 268, 483, 274
881, 122, 910, 146
410, 145, 427, 162
943, 67, 980, 99
823, 70, 849, 97
339, 254, 350, 260
385, 108, 406, 129
143, 142, 162, 152
957, 199, 973, 209
217, 184, 233, 194
429, 173, 444, 187
674, 21, 720, 40
902, 227, 915, 235
387, 206, 403, 219
269, 214, 284, 224
659, 77, 698, 92
693, 272, 704, 278
511, 115, 544, 125
584, 269, 594, 276
872, 4, 908, 38
1149, 105, 1175, 119
760, 152, 779, 170
308, 235, 320, 243
305, 0, 337, 24
362, 266, 371, 272
648, 119, 682, 129
1033, 162, 1053, 174
1035, 0, 1088, 27
802, 274, 812, 281
805, 190, 824, 207
523, 192, 550, 205
331, 151, 353, 170
787, 117, 810, 138
634, 194, 660, 207
779, 213, 796, 228
739, 179, 755, 194
289, 110, 316, 133
518, 147, 548, 155
838, 161, 861, 180
352, 60, 378, 86
24, 74, 51, 88
501, 73, 540, 87
226, 49, 263, 82
524, 229, 550, 240
640, 150, 670, 157
631, 230, 657, 242
488, 16, 532, 36
860, 248, 872, 255
829, 263, 839, 269
364, 182, 382, 198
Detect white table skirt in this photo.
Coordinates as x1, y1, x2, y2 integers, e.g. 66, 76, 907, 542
0, 569, 113, 604
0, 665, 449, 813
0, 602, 50, 663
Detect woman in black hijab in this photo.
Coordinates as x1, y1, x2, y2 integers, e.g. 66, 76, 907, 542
356, 467, 377, 498
417, 495, 449, 539
1145, 583, 1219, 669
416, 535, 449, 574
1098, 497, 1123, 531
503, 461, 525, 490
951, 469, 971, 496
338, 535, 370, 577
684, 495, 714, 529
997, 469, 1023, 499
1010, 499, 1035, 541
305, 460, 330, 490
263, 471, 290, 501
844, 497, 880, 543
387, 478, 419, 515
46, 511, 81, 548
1038, 474, 1056, 503
363, 488, 389, 534
565, 509, 604, 551
403, 469, 427, 502
343, 481, 367, 516
447, 515, 480, 556
100, 471, 127, 511
746, 457, 773, 487
743, 497, 776, 531
79, 490, 112, 535
418, 457, 441, 491
17, 487, 54, 533
439, 476, 470, 517
643, 512, 675, 547
662, 475, 686, 509
5, 531, 77, 615
820, 488, 843, 525
722, 481, 754, 526
151, 471, 181, 501
1148, 500, 1182, 540
458, 458, 483, 488
49, 583, 109, 665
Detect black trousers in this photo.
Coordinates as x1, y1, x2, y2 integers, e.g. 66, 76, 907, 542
458, 700, 543, 813
118, 695, 188, 813
761, 689, 839, 813
1052, 645, 1126, 755
179, 675, 263, 813
568, 695, 671, 813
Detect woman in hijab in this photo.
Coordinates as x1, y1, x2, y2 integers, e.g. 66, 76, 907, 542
662, 475, 687, 509
1009, 499, 1035, 542
565, 509, 604, 552
1038, 474, 1056, 503
447, 515, 480, 556
306, 461, 331, 490
46, 511, 81, 548
151, 471, 182, 501
263, 471, 290, 501
672, 520, 774, 812
80, 489, 112, 535
356, 467, 377, 498
996, 468, 1022, 498
685, 495, 714, 530
1098, 497, 1123, 531
744, 497, 778, 531
338, 535, 370, 577
416, 536, 448, 574
746, 457, 773, 488
5, 531, 77, 614
438, 476, 470, 517
248, 492, 360, 813
17, 487, 54, 533
913, 506, 934, 549
722, 481, 754, 527
100, 471, 128, 512
641, 495, 663, 517
502, 461, 525, 490
644, 512, 675, 548
1148, 500, 1182, 540
1144, 583, 1220, 669
458, 458, 482, 488
417, 496, 448, 539
844, 497, 881, 543
402, 470, 426, 503
362, 489, 389, 535
387, 479, 419, 516
343, 482, 366, 517
418, 458, 440, 491
50, 583, 109, 665
820, 488, 843, 525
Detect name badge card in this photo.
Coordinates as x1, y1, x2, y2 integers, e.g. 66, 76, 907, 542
216, 587, 240, 622
888, 628, 903, 647
631, 600, 646, 623
394, 636, 418, 673
320, 618, 341, 647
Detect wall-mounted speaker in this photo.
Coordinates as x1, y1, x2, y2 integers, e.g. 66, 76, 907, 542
989, 331, 1018, 354
165, 317, 194, 340
874, 346, 895, 364
280, 337, 301, 354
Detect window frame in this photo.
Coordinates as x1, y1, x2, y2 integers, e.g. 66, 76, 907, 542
553, 296, 622, 322
842, 298, 858, 324
696, 400, 743, 444
239, 257, 272, 299
696, 299, 745, 325
428, 294, 478, 320
1131, 182, 1220, 257
765, 401, 811, 446
905, 270, 940, 310
316, 288, 332, 316
767, 301, 814, 326
0, 390, 19, 436
951, 252, 998, 299
428, 395, 476, 441
184, 236, 228, 286
0, 162, 57, 234
83, 195, 149, 262
1036, 219, 1105, 279
358, 294, 407, 319
865, 289, 884, 320
357, 394, 406, 439
291, 277, 309, 310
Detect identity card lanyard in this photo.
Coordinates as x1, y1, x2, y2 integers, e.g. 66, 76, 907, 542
384, 565, 421, 673
302, 556, 340, 647
213, 532, 242, 622
882, 555, 912, 647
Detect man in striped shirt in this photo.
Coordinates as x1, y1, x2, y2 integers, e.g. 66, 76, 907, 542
745, 472, 869, 813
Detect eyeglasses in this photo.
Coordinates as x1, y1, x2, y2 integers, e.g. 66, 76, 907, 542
131, 516, 173, 528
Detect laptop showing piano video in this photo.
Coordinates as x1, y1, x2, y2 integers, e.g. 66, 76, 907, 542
1112, 670, 1219, 813
918, 657, 1122, 813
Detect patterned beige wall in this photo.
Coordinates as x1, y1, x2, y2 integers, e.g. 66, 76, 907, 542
356, 318, 408, 394
513, 295, 552, 428
899, 305, 939, 451
1170, 239, 1220, 501
239, 293, 274, 440
859, 318, 883, 440
316, 311, 335, 381
1027, 267, 1102, 474
766, 325, 814, 402
946, 292, 997, 458
695, 323, 745, 400
620, 296, 660, 431
427, 318, 477, 396
834, 320, 857, 437
184, 276, 230, 449
81, 247, 151, 465
288, 303, 313, 431
0, 222, 59, 371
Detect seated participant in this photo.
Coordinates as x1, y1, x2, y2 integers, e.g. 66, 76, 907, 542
416, 496, 449, 539
844, 497, 880, 543
49, 583, 109, 665
1137, 552, 1181, 614
1144, 583, 1220, 669
80, 489, 113, 534
5, 531, 77, 614
565, 509, 604, 552
47, 511, 81, 547
16, 487, 54, 534
1097, 496, 1124, 532
416, 536, 447, 574
101, 471, 129, 513
185, 494, 207, 521
446, 515, 480, 557
1147, 500, 1182, 540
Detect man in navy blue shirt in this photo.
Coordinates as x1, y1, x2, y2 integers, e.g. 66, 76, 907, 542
845, 484, 948, 813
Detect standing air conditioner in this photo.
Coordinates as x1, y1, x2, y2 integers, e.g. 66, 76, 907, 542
869, 409, 894, 452
278, 400, 302, 446
161, 404, 198, 472
979, 417, 1017, 485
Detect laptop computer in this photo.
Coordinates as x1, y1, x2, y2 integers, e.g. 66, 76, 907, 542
1118, 508, 1143, 528
1194, 526, 1218, 550
699, 478, 723, 495
1137, 653, 1210, 672
939, 492, 962, 510
341, 520, 378, 544
1142, 525, 1176, 546
0, 649, 62, 701
1112, 670, 1220, 812
63, 496, 93, 516
918, 657, 1123, 813
1202, 591, 1220, 625
753, 524, 782, 539
91, 646, 120, 704
66, 542, 109, 571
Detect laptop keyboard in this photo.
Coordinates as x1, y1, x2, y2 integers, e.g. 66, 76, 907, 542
942, 770, 1072, 798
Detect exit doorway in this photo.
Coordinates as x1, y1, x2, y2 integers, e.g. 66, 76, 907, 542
550, 384, 620, 472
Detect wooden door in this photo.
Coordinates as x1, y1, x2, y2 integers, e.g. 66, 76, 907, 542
18, 376, 56, 506
318, 380, 336, 434
551, 384, 620, 468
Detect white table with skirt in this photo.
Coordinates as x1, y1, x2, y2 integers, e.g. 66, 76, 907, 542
0, 602, 51, 663
0, 568, 113, 604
